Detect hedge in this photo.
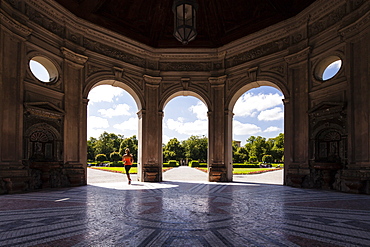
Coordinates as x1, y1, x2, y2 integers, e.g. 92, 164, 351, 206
189, 161, 207, 167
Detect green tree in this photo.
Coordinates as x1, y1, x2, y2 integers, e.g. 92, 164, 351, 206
87, 137, 97, 161
234, 146, 249, 163
94, 132, 124, 158
182, 135, 208, 162
249, 156, 258, 163
262, 154, 273, 163
245, 136, 268, 162
271, 133, 284, 162
110, 151, 121, 161
163, 138, 184, 162
119, 135, 138, 160
95, 153, 108, 162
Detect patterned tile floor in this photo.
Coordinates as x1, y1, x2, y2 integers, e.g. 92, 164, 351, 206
0, 168, 369, 247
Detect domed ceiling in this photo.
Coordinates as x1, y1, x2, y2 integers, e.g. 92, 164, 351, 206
55, 0, 316, 48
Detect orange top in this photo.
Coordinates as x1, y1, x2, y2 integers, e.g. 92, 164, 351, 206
123, 157, 133, 166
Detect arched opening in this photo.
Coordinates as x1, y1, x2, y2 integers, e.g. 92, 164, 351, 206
161, 92, 209, 182
230, 83, 285, 184
86, 83, 139, 183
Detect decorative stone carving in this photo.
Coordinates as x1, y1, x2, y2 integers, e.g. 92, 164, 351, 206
24, 102, 65, 121
181, 78, 190, 90
226, 37, 290, 68
113, 67, 124, 79
159, 62, 212, 71
0, 12, 32, 37
339, 9, 370, 39
84, 38, 145, 67
25, 4, 65, 37
308, 4, 346, 36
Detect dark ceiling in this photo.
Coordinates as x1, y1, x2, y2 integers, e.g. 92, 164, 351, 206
55, 0, 316, 48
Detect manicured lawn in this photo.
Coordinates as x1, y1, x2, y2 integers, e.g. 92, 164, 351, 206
90, 166, 282, 175
90, 167, 138, 174
196, 167, 282, 174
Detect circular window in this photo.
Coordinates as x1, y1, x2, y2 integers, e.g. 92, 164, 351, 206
315, 56, 342, 81
29, 56, 58, 83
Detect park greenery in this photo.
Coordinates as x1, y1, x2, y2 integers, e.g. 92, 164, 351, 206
87, 131, 284, 165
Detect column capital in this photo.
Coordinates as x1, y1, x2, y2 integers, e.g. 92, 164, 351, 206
284, 47, 311, 65
208, 75, 227, 87
61, 47, 88, 68
137, 109, 146, 119
143, 75, 162, 88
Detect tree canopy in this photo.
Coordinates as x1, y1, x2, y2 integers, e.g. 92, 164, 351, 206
87, 132, 284, 163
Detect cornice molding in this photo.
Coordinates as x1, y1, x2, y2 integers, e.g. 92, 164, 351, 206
0, 12, 32, 37
339, 10, 370, 39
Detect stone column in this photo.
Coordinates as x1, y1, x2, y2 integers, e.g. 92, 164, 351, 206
284, 47, 311, 187
208, 75, 231, 182
138, 75, 163, 182
61, 47, 88, 186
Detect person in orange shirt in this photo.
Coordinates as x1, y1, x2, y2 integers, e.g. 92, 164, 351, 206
122, 148, 134, 184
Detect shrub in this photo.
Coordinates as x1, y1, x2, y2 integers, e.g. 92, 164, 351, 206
233, 163, 259, 168
110, 152, 121, 162
168, 160, 179, 167
262, 154, 273, 163
249, 156, 258, 163
189, 160, 199, 167
95, 154, 107, 162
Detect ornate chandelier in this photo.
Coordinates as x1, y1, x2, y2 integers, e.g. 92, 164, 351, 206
172, 0, 198, 45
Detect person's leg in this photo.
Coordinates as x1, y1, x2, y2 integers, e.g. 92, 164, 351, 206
125, 165, 132, 184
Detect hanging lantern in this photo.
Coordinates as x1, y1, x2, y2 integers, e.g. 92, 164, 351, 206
172, 0, 198, 45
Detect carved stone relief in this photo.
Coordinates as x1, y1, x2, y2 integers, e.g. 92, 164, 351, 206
84, 38, 145, 67
226, 37, 290, 68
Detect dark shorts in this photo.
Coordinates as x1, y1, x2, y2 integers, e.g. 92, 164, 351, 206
124, 165, 132, 173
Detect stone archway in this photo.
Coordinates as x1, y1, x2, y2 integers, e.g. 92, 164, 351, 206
161, 91, 210, 179
83, 78, 144, 178
227, 80, 288, 183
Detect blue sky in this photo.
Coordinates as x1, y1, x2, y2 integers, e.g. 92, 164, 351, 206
29, 59, 342, 145
87, 85, 284, 145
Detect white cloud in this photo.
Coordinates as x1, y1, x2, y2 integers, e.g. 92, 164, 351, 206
113, 117, 138, 131
166, 118, 207, 135
163, 135, 171, 145
87, 116, 109, 138
264, 126, 281, 133
233, 120, 261, 135
88, 85, 123, 104
258, 107, 284, 121
234, 92, 283, 117
88, 116, 109, 129
189, 102, 208, 120
98, 104, 131, 118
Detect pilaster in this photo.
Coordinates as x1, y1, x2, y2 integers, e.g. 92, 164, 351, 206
61, 47, 88, 186
284, 48, 311, 187
208, 75, 230, 182
139, 75, 163, 182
